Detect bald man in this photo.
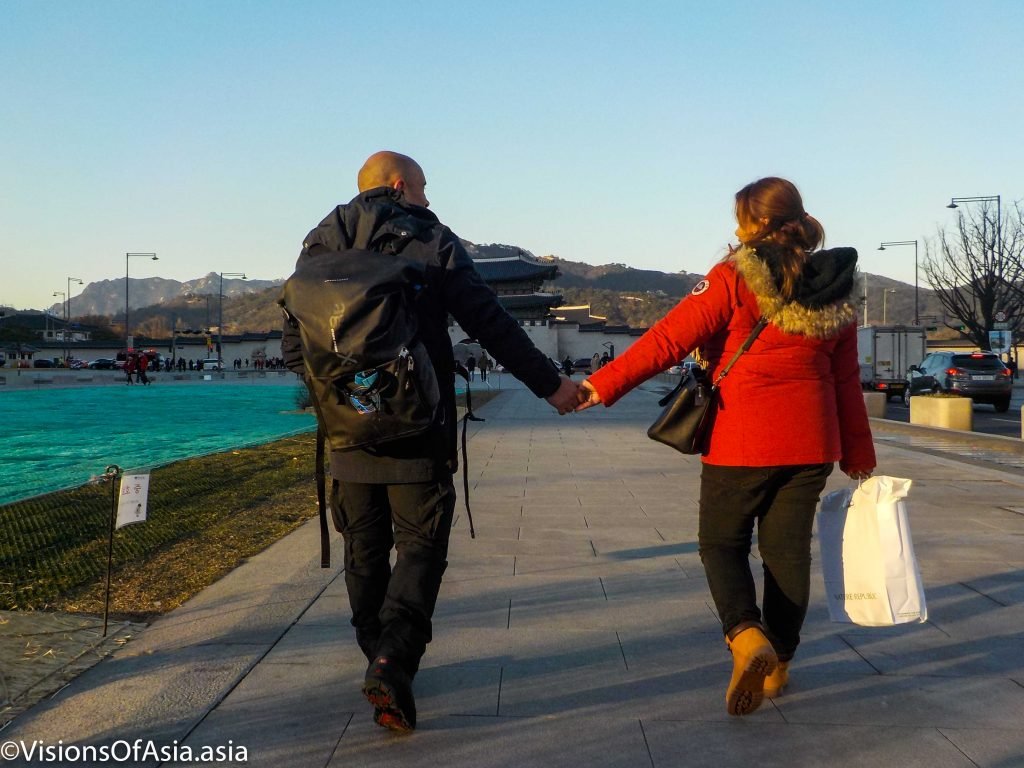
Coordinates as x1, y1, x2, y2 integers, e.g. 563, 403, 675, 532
282, 151, 579, 732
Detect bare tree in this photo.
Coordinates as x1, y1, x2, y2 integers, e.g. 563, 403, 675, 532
922, 200, 1024, 350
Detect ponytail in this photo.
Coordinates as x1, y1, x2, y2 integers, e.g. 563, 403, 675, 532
734, 177, 824, 300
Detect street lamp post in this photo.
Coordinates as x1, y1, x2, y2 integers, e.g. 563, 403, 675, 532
882, 288, 896, 324
947, 195, 1001, 261
52, 291, 65, 363
66, 277, 83, 325
946, 195, 1001, 336
217, 272, 247, 368
877, 241, 919, 324
125, 253, 158, 350
66, 276, 83, 362
861, 273, 867, 326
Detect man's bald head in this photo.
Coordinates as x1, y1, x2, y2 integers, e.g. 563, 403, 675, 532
357, 151, 429, 207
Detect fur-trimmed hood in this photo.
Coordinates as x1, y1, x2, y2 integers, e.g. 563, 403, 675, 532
729, 245, 858, 339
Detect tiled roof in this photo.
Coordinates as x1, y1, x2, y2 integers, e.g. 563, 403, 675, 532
0, 313, 67, 331
1, 343, 40, 353
474, 256, 559, 282
497, 293, 564, 309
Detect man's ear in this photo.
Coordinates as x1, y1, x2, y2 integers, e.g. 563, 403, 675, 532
392, 179, 406, 194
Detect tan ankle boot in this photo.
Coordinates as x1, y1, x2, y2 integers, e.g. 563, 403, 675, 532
763, 661, 789, 698
724, 626, 778, 716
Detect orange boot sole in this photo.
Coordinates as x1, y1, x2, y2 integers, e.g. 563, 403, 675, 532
725, 627, 778, 716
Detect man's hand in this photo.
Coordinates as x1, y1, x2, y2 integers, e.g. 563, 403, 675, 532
574, 379, 602, 411
545, 375, 581, 415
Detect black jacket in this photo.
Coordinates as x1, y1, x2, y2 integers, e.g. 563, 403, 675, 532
283, 187, 562, 483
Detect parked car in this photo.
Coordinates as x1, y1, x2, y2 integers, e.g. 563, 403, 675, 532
667, 361, 705, 376
904, 351, 1013, 412
201, 358, 223, 371
32, 358, 54, 368
87, 358, 118, 370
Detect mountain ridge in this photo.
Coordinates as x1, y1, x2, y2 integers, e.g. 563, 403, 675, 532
28, 248, 935, 334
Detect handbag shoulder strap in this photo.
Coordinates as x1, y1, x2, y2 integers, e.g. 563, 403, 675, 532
710, 316, 768, 389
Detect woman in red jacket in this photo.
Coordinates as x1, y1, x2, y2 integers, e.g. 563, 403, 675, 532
578, 177, 875, 716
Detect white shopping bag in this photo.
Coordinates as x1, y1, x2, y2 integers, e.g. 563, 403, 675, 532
817, 476, 927, 626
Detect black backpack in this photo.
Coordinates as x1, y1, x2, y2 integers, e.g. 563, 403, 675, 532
280, 246, 479, 568
279, 247, 441, 451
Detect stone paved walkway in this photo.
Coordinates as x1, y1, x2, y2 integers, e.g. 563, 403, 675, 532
2, 378, 1023, 767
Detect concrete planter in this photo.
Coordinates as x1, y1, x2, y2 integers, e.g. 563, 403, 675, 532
909, 395, 973, 431
863, 391, 887, 418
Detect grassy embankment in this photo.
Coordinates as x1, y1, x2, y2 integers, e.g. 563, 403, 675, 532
0, 389, 500, 621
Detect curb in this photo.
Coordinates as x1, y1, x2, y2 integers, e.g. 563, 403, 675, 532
869, 416, 1024, 454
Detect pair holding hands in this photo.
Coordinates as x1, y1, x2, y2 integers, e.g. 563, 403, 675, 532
544, 375, 601, 415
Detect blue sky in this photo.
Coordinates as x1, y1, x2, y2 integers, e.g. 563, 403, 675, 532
2, 0, 1022, 311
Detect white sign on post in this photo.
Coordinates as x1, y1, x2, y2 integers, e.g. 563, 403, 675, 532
989, 330, 1013, 355
116, 473, 150, 529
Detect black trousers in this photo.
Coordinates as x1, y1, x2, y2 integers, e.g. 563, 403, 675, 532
330, 477, 455, 677
698, 462, 833, 660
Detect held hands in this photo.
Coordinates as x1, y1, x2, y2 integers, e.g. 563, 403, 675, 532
574, 379, 602, 411
545, 376, 605, 415
545, 375, 582, 415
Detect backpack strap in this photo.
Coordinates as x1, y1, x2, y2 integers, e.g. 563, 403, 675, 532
455, 362, 483, 539
315, 425, 330, 568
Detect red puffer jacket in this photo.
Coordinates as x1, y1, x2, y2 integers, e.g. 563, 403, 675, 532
588, 247, 876, 474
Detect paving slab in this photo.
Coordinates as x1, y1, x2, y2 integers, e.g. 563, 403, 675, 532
643, 721, 978, 768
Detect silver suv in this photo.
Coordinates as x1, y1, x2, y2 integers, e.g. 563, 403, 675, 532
905, 351, 1013, 412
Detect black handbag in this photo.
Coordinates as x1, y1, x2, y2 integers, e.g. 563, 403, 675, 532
647, 318, 767, 454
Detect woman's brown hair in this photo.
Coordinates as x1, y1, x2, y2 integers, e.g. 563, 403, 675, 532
734, 177, 824, 300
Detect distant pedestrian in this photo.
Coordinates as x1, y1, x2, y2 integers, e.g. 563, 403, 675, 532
591, 352, 601, 373
599, 351, 610, 368
137, 353, 150, 385
124, 355, 136, 385
562, 355, 573, 376
478, 352, 493, 381
466, 354, 476, 381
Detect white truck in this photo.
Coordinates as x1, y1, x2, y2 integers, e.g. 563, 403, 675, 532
857, 325, 927, 400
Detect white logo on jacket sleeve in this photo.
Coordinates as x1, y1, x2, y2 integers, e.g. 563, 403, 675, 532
691, 279, 710, 296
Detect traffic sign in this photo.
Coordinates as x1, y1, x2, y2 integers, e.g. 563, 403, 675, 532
989, 330, 1012, 355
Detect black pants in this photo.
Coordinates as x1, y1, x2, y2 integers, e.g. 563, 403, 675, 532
331, 477, 456, 677
698, 463, 833, 660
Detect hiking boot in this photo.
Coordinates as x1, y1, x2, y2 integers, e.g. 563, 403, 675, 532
764, 660, 790, 698
724, 626, 777, 716
356, 629, 381, 664
362, 656, 416, 733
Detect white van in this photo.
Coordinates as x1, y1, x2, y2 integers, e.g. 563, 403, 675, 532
201, 358, 223, 371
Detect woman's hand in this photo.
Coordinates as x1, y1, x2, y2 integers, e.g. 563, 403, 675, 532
844, 468, 874, 481
575, 379, 602, 411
